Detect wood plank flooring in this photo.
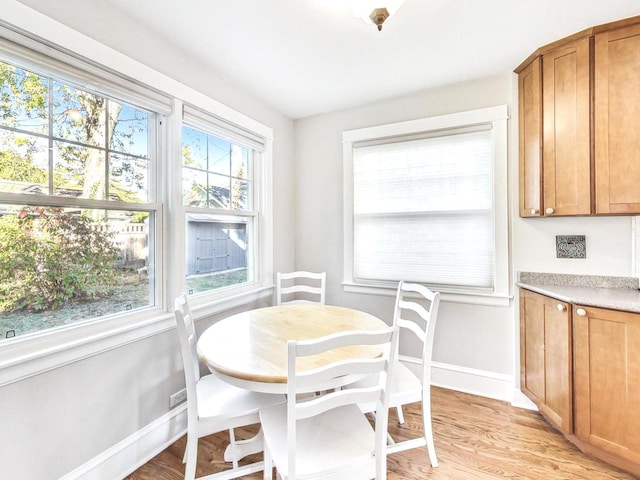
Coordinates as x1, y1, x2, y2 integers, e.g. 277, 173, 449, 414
125, 387, 637, 480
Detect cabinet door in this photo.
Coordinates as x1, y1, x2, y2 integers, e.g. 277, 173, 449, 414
518, 57, 543, 217
520, 290, 573, 432
595, 24, 640, 214
542, 38, 592, 216
573, 305, 640, 463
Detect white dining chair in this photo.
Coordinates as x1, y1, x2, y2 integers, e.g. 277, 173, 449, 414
275, 271, 326, 305
347, 281, 441, 468
174, 294, 285, 480
259, 326, 399, 480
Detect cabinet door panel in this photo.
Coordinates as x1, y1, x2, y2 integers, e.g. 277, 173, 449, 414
518, 58, 543, 217
543, 301, 572, 430
520, 290, 572, 432
574, 305, 640, 462
542, 38, 591, 216
595, 24, 640, 214
520, 290, 545, 401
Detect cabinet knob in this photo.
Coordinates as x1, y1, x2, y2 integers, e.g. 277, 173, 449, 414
576, 308, 587, 316
557, 304, 566, 312
530, 208, 539, 215
545, 207, 555, 215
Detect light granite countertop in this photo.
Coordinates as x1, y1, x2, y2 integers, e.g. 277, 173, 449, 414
516, 272, 640, 313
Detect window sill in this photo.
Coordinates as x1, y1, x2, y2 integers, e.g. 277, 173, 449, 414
0, 285, 274, 388
342, 282, 512, 307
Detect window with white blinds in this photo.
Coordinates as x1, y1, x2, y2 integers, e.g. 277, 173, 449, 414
343, 105, 509, 301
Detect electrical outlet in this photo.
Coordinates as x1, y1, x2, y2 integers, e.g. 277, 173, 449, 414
169, 388, 187, 408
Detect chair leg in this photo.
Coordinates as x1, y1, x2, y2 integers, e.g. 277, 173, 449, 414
422, 390, 438, 468
184, 434, 198, 480
396, 405, 405, 425
263, 445, 273, 480
228, 428, 239, 469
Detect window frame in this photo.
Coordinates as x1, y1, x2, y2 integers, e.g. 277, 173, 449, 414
342, 105, 510, 306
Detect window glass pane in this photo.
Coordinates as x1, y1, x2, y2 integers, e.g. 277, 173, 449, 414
232, 145, 249, 179
0, 205, 154, 341
0, 62, 48, 134
182, 124, 257, 296
182, 126, 207, 170
109, 153, 149, 203
182, 166, 207, 207
0, 131, 49, 193
53, 81, 105, 147
231, 179, 250, 210
208, 172, 230, 209
208, 135, 231, 176
53, 141, 107, 199
110, 101, 150, 158
184, 214, 250, 295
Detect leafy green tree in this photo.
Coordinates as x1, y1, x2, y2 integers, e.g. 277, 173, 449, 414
0, 150, 46, 184
0, 61, 146, 201
0, 207, 119, 311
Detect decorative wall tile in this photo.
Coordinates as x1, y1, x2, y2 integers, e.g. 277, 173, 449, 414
556, 235, 586, 259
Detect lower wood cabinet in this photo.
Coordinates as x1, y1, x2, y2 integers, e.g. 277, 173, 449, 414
573, 305, 640, 467
520, 289, 640, 477
519, 289, 572, 433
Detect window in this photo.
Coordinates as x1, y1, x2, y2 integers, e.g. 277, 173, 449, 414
343, 105, 509, 304
0, 57, 161, 340
0, 22, 273, 386
181, 105, 264, 297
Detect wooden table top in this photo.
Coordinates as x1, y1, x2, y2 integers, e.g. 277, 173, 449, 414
197, 304, 388, 389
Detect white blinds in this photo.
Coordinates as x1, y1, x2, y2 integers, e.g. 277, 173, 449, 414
352, 127, 495, 289
0, 22, 172, 114
183, 104, 265, 151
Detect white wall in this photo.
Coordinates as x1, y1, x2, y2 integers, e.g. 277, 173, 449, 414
513, 215, 632, 275
0, 2, 296, 479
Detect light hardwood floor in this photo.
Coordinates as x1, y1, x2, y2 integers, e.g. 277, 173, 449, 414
125, 387, 637, 480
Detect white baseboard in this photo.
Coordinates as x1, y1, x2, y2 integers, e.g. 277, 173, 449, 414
430, 360, 514, 402
60, 404, 187, 480
511, 388, 538, 411
401, 356, 534, 409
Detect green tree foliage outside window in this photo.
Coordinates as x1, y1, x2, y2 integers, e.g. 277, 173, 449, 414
0, 59, 153, 333
0, 206, 118, 311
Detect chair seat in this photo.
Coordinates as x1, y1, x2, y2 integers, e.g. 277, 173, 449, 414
197, 373, 284, 432
350, 360, 422, 413
388, 361, 422, 407
260, 402, 376, 479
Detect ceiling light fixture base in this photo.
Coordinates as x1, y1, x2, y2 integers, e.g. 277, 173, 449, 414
369, 8, 390, 31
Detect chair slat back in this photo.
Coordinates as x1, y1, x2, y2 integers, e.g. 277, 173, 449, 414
276, 271, 326, 305
393, 281, 440, 385
174, 293, 201, 390
286, 327, 398, 479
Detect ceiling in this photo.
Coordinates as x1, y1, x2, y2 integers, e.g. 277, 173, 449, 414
14, 0, 640, 119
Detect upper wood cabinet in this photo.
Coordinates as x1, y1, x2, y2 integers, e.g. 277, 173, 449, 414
595, 23, 640, 214
542, 39, 592, 216
516, 16, 640, 217
518, 57, 542, 217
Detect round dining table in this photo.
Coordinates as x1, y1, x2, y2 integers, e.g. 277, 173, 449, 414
197, 303, 388, 394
